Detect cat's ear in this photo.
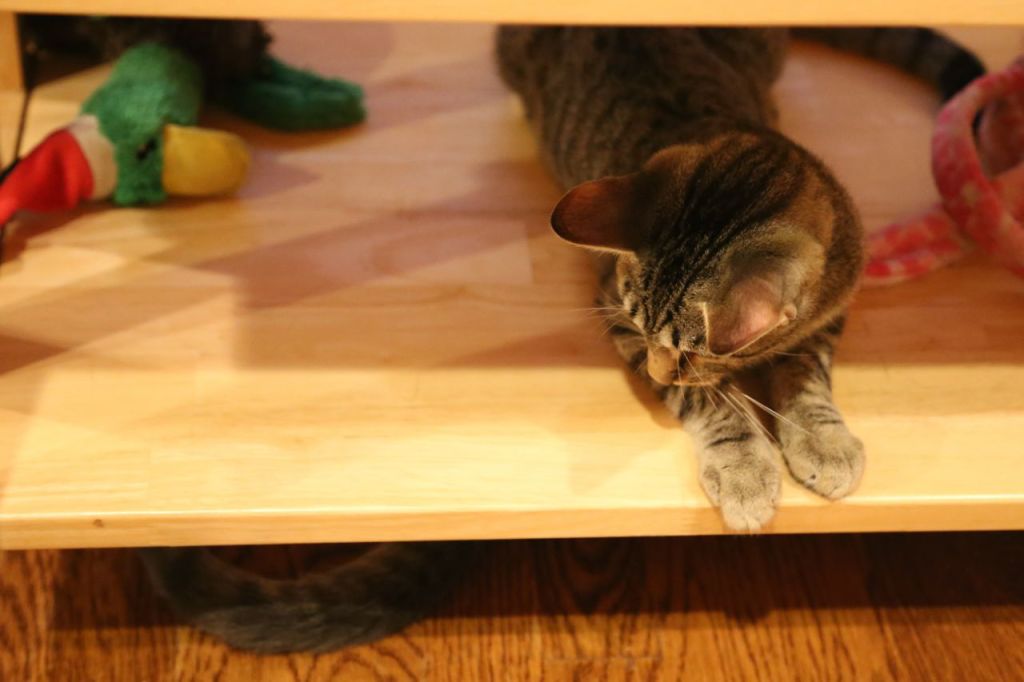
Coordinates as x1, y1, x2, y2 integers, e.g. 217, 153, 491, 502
704, 239, 827, 356
550, 174, 640, 252
704, 273, 798, 356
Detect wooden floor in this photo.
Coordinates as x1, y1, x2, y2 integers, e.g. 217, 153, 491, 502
1, 533, 1022, 681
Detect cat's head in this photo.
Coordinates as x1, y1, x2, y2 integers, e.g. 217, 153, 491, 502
551, 131, 862, 386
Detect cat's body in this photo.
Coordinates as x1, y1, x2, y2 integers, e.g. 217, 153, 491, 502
498, 28, 787, 186
498, 27, 980, 188
136, 25, 983, 652
496, 26, 982, 529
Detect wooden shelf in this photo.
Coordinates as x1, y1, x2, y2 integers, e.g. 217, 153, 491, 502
3, 0, 1024, 26
1, 23, 1024, 550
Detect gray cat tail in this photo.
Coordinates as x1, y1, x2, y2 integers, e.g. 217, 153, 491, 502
791, 28, 984, 100
139, 541, 472, 653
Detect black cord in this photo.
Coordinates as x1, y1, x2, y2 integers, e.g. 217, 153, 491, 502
5, 21, 38, 169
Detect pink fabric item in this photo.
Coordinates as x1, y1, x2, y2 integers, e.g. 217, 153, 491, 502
863, 57, 1024, 285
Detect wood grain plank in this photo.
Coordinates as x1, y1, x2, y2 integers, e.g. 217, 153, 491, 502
0, 549, 178, 681
4, 533, 1021, 681
0, 12, 21, 92
0, 11, 23, 167
2, 0, 1024, 26
2, 23, 1024, 548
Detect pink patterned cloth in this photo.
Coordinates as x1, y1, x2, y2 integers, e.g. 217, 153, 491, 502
864, 57, 1024, 285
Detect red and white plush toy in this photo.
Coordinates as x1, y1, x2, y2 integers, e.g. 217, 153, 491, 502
865, 57, 1024, 284
0, 116, 119, 226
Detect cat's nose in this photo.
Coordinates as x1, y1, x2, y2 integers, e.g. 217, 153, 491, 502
646, 346, 680, 385
673, 353, 709, 386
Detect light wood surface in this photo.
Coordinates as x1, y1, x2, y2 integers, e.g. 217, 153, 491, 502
4, 534, 1023, 680
1, 23, 1024, 550
0, 11, 23, 166
3, 0, 1024, 26
0, 12, 21, 93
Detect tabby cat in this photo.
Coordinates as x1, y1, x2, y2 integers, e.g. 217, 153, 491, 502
137, 25, 983, 652
497, 26, 982, 530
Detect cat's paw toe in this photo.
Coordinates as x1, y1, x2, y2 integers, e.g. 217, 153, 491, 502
783, 424, 864, 500
700, 443, 781, 532
719, 487, 779, 532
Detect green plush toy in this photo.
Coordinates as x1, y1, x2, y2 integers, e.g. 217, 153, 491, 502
222, 54, 366, 132
0, 41, 364, 235
81, 42, 226, 206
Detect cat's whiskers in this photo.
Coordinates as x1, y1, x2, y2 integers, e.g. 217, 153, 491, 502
712, 382, 774, 446
715, 385, 777, 445
730, 385, 811, 437
598, 316, 631, 339
569, 305, 624, 315
683, 353, 718, 409
599, 323, 618, 339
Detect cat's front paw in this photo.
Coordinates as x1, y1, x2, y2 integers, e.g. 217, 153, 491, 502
699, 438, 781, 532
781, 422, 864, 500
